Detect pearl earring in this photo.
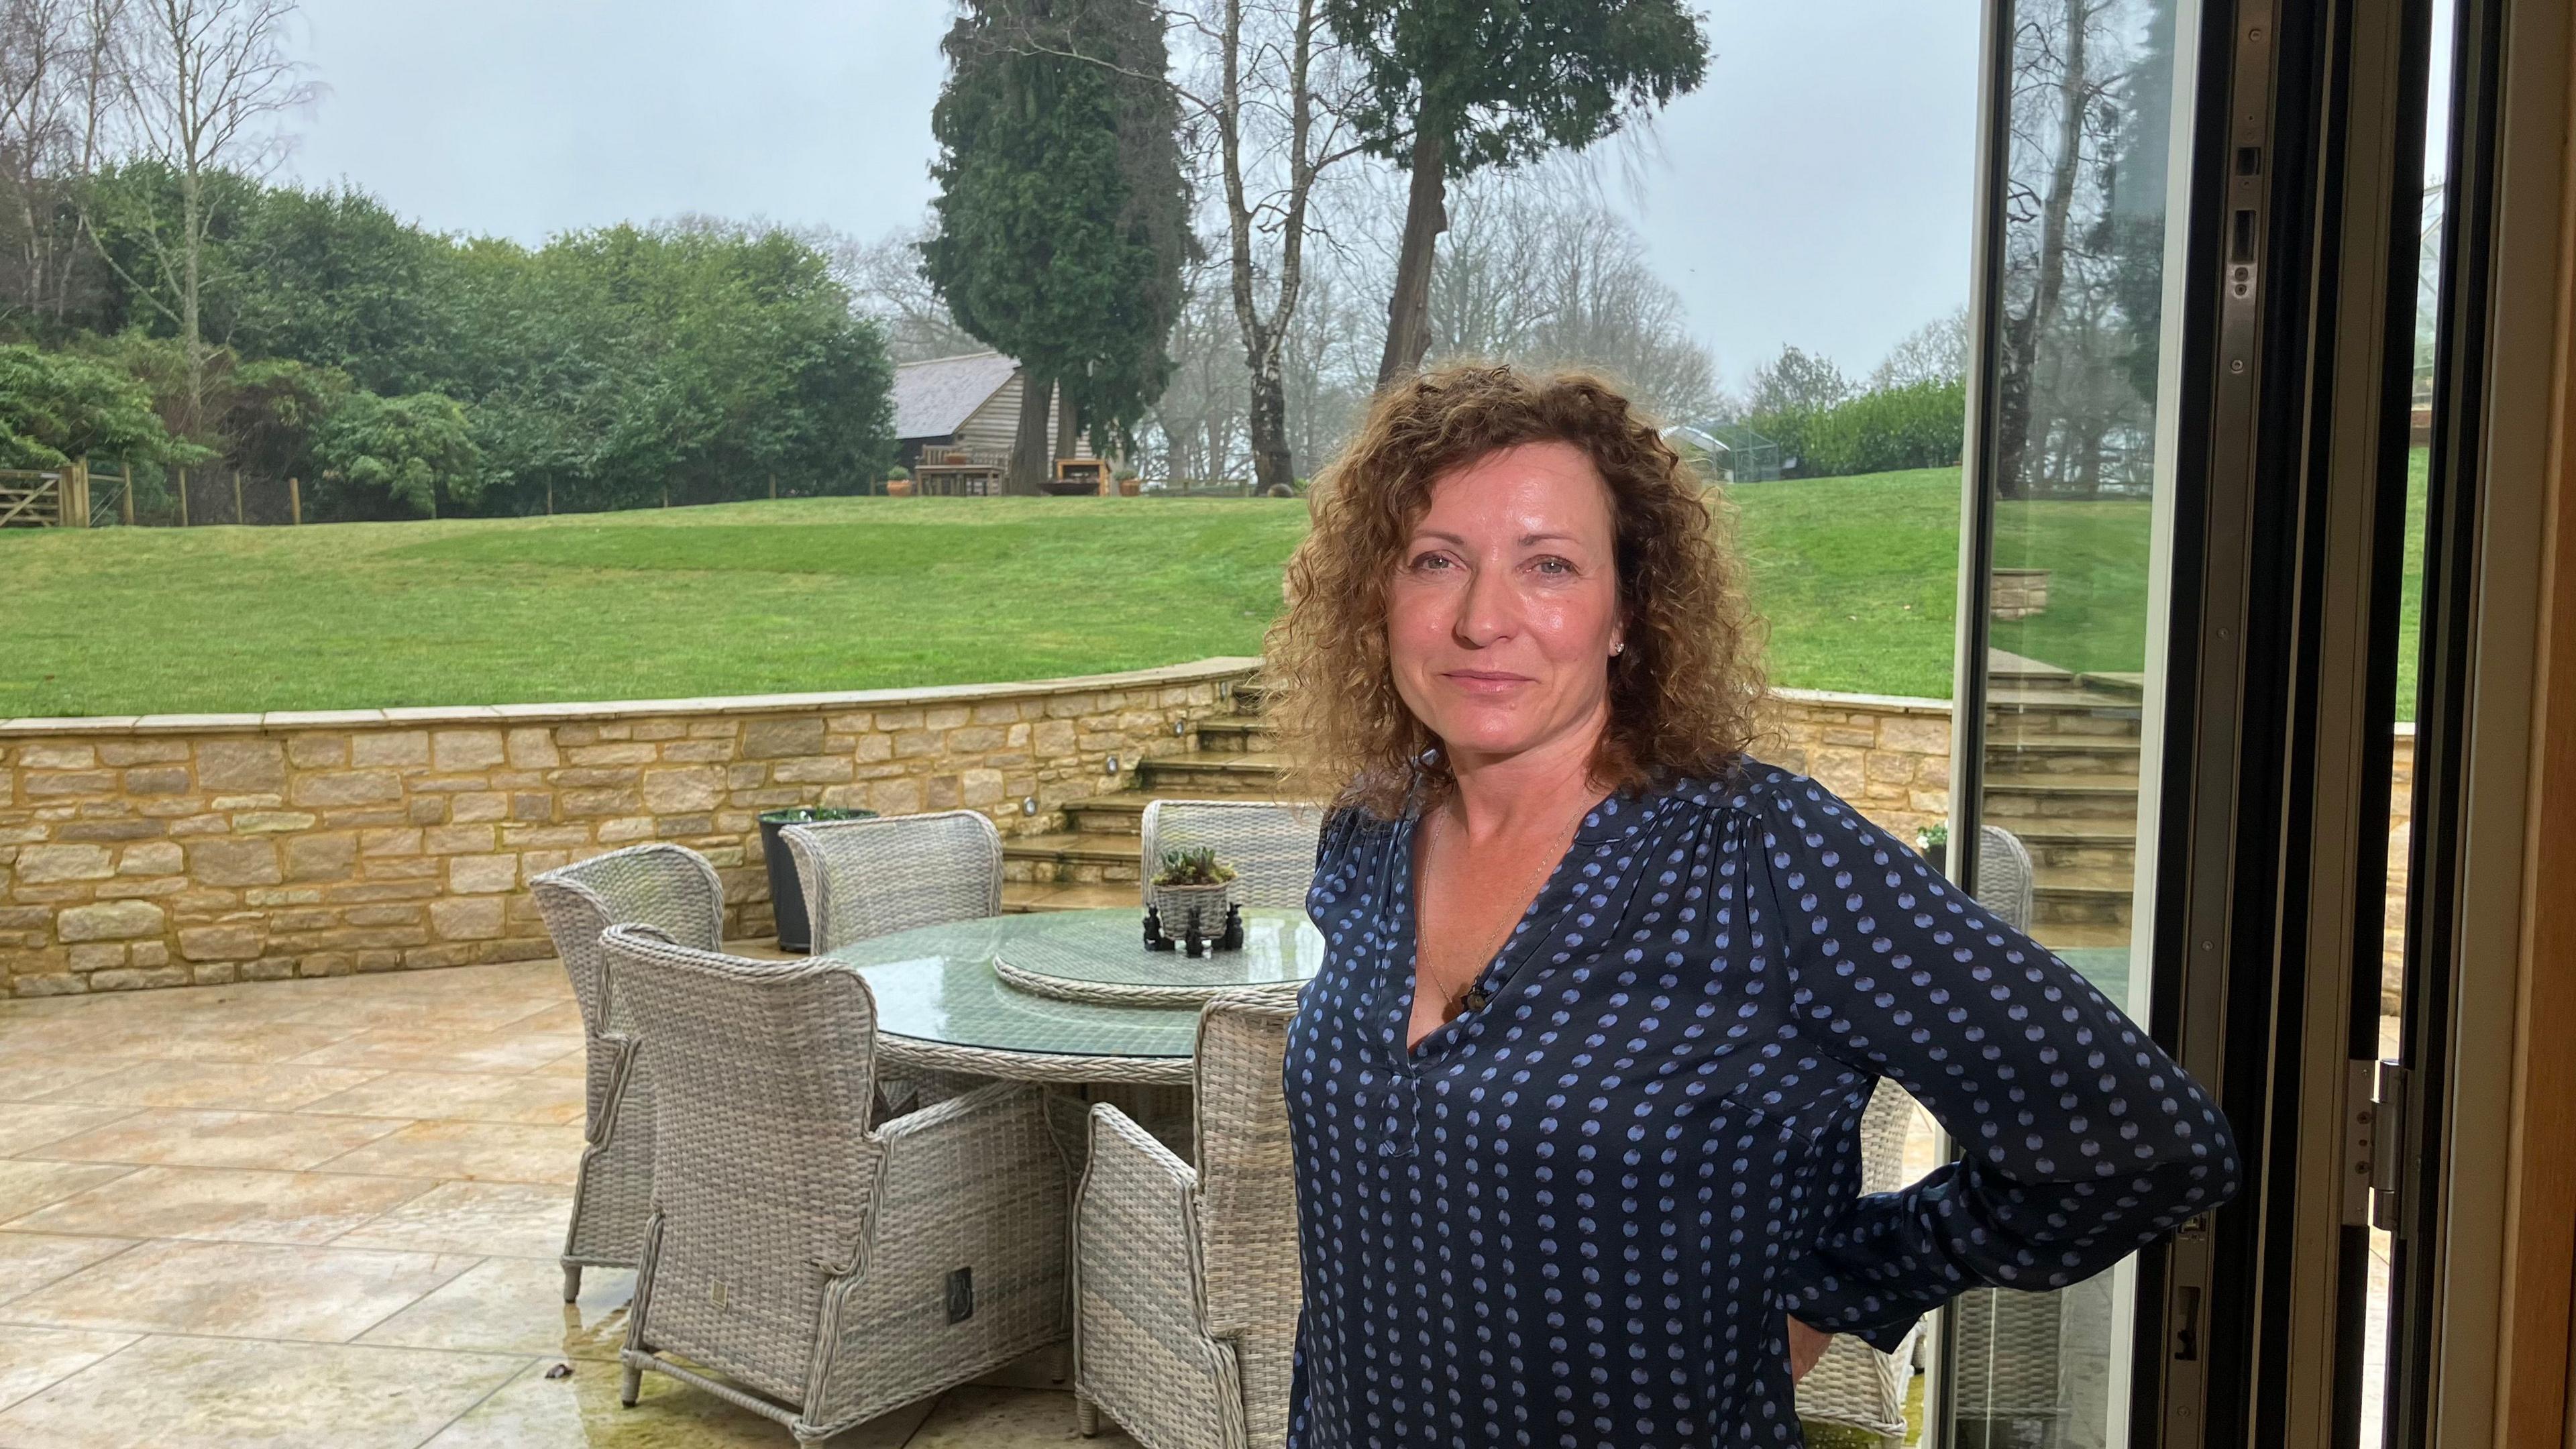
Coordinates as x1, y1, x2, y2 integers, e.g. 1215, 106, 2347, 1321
1611, 640, 1625, 656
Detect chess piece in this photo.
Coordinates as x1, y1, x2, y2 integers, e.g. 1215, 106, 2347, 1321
1218, 904, 1245, 951
1144, 906, 1174, 952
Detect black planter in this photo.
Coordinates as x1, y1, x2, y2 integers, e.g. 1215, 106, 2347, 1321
1922, 839, 1947, 874
757, 807, 877, 953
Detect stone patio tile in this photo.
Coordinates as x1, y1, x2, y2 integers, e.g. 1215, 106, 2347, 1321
0, 1234, 138, 1303
0, 1325, 138, 1414
908, 1384, 1140, 1446
315, 1119, 584, 1185
287, 1026, 583, 1075
419, 1355, 938, 1448
0, 1239, 476, 1342
32, 1060, 384, 1112
301, 1069, 587, 1126
0, 1065, 119, 1104
279, 994, 564, 1032
0, 1334, 525, 1448
66, 1020, 370, 1066
30, 1109, 412, 1171
0, 1163, 133, 1224
5, 1166, 435, 1246
0, 1105, 138, 1158
358, 1257, 633, 1360
329, 1180, 573, 1260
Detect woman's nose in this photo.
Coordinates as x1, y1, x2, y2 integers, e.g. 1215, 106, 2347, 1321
1452, 564, 1518, 647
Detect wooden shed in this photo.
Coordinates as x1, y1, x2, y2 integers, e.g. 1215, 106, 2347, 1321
892, 351, 1095, 494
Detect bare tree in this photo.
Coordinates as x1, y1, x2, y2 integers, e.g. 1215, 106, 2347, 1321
831, 223, 983, 364
1868, 309, 1970, 389
0, 0, 119, 326
96, 0, 317, 437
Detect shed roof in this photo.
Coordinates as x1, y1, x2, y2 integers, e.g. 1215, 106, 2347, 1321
892, 351, 1020, 440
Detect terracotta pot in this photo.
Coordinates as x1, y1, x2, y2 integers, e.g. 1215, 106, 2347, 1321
885, 478, 914, 498
1118, 478, 1141, 496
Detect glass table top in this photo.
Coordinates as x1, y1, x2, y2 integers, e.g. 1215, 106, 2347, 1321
821, 907, 1321, 1059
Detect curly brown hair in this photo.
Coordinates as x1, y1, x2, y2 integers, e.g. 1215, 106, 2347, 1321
1263, 363, 1767, 817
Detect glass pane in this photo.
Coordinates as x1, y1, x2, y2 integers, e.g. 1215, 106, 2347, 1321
1951, 0, 2190, 1440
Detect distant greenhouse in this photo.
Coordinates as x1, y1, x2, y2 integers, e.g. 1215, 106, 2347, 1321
1663, 422, 1784, 484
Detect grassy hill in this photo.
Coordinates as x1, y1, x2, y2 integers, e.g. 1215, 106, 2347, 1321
0, 461, 2426, 718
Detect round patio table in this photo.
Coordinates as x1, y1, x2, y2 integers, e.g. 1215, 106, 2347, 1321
819, 906, 1324, 1084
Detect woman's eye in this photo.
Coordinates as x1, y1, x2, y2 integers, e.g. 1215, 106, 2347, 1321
1409, 551, 1454, 572
1532, 556, 1574, 576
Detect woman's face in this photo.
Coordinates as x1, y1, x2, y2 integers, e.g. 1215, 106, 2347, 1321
1386, 441, 1623, 773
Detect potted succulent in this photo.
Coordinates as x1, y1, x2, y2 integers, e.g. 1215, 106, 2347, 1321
884, 466, 914, 498
1916, 822, 1949, 875
758, 806, 877, 953
1151, 846, 1238, 937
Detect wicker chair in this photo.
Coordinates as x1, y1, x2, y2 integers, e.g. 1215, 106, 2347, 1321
1073, 981, 1303, 1449
601, 924, 1070, 1446
1795, 1079, 1929, 1447
777, 809, 1002, 954
529, 844, 724, 1303
1138, 800, 1320, 910
1976, 824, 2037, 934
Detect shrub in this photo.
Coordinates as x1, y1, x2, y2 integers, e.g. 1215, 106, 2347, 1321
1747, 378, 1966, 479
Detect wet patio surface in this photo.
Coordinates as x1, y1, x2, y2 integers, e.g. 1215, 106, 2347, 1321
0, 961, 1132, 1448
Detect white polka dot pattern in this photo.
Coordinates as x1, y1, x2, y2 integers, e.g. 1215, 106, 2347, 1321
1280, 764, 2239, 1447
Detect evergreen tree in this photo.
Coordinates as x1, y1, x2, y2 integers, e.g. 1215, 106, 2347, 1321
1320, 0, 1709, 385
922, 0, 1189, 492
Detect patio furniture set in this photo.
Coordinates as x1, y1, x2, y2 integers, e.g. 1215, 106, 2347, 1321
527, 806, 2049, 1448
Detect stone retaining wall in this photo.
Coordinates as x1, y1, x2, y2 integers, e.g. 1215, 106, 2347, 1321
0, 659, 1260, 997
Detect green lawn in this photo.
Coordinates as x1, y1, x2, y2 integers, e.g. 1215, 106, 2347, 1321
0, 460, 2430, 718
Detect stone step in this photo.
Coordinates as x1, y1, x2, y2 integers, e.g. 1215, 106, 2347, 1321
1984, 817, 2141, 871
1061, 784, 1299, 837
1001, 831, 1146, 885
1004, 881, 1140, 913
1981, 771, 2143, 822
1193, 716, 1276, 753
2028, 921, 2134, 951
1135, 749, 1292, 793
2033, 865, 2137, 926
1983, 737, 2142, 778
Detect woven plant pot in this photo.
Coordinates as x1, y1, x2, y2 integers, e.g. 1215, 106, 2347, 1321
1152, 881, 1232, 938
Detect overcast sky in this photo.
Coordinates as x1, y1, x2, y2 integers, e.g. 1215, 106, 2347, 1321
285, 1, 1981, 387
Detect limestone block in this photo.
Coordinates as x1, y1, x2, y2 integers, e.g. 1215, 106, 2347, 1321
119, 841, 184, 875
961, 768, 1006, 808
197, 739, 286, 792
566, 742, 659, 767
92, 967, 191, 990
168, 814, 229, 837
423, 824, 496, 855
94, 877, 182, 900
407, 798, 446, 825
641, 766, 726, 813
1807, 747, 1869, 800
924, 777, 962, 810
659, 741, 732, 763
742, 718, 827, 759
947, 726, 1006, 754
1864, 750, 1915, 783
23, 771, 114, 797
769, 757, 852, 786
17, 844, 113, 883
189, 838, 281, 887
129, 941, 168, 967
429, 896, 506, 940
284, 833, 358, 882
98, 741, 188, 766
557, 788, 643, 819
351, 731, 430, 768
449, 854, 519, 894
359, 827, 423, 857
284, 735, 348, 769
291, 771, 402, 807
873, 708, 924, 731
869, 777, 925, 815
1032, 720, 1077, 755
425, 730, 504, 772
234, 812, 319, 834
596, 816, 655, 843
504, 729, 561, 769
176, 923, 263, 961
511, 794, 554, 822
448, 793, 506, 824
58, 900, 164, 941
1878, 716, 1955, 755
123, 767, 190, 795
971, 702, 1023, 725
17, 744, 96, 770
209, 795, 284, 811
66, 943, 126, 970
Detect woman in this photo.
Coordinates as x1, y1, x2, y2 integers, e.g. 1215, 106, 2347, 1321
1263, 365, 2236, 1447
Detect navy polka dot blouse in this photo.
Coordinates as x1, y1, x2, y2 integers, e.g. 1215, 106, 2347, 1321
1283, 763, 2239, 1447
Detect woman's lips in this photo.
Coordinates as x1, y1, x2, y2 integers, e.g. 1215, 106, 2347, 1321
1442, 670, 1534, 694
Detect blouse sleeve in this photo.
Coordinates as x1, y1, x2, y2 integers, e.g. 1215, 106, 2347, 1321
1749, 778, 2240, 1354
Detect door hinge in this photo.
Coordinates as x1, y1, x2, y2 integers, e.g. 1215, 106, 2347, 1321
2342, 1058, 2410, 1232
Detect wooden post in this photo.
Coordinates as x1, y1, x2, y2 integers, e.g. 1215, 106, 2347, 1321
232, 467, 244, 525
62, 459, 87, 527
768, 471, 776, 500
546, 478, 554, 515
118, 466, 132, 526
661, 484, 669, 508
177, 466, 189, 527
288, 476, 301, 525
